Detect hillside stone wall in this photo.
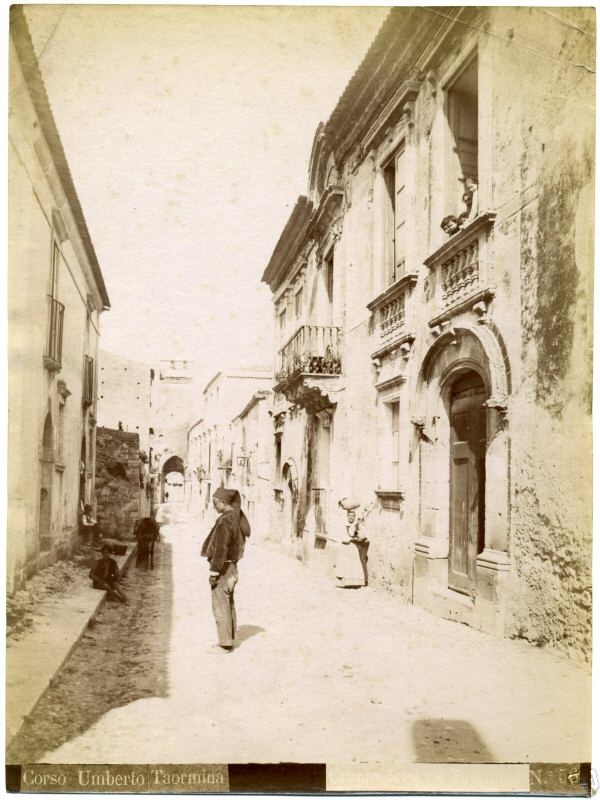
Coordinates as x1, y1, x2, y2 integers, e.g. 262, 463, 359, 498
95, 427, 143, 540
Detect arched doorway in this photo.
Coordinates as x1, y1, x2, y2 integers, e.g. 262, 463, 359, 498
413, 326, 510, 621
448, 370, 487, 595
39, 413, 54, 552
162, 455, 184, 502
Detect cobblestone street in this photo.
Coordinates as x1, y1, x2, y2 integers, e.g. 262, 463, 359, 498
12, 509, 589, 773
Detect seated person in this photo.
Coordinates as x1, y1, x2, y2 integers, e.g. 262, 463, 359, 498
89, 545, 128, 604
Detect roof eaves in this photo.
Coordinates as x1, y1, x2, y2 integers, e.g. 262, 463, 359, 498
261, 196, 313, 291
10, 6, 111, 309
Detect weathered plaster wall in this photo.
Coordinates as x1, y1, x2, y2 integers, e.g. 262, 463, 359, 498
8, 38, 102, 592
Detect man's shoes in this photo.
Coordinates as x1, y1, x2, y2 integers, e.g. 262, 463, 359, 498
207, 644, 233, 654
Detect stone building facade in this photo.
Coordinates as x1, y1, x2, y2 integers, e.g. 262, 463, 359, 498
8, 8, 110, 592
262, 7, 593, 658
186, 371, 272, 516
230, 391, 273, 538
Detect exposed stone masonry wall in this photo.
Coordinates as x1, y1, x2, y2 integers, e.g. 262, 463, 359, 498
95, 427, 143, 540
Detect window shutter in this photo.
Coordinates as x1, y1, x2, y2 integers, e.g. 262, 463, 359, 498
394, 149, 407, 280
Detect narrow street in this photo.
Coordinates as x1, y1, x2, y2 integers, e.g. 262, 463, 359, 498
9, 507, 590, 770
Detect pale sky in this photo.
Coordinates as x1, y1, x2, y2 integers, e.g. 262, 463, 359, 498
23, 4, 389, 387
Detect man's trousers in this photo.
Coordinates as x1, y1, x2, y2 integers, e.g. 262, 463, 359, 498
210, 562, 238, 646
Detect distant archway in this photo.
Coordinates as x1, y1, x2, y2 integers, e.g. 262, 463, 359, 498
161, 455, 184, 502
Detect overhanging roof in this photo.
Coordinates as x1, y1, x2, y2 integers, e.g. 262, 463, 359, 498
261, 196, 313, 292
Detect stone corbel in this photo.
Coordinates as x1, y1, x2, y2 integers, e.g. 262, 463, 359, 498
351, 144, 365, 175
426, 69, 437, 98
400, 340, 413, 360
473, 298, 489, 324
430, 324, 443, 338
331, 218, 343, 243
57, 379, 71, 401
484, 395, 509, 426
441, 320, 457, 344
412, 415, 437, 444
315, 243, 324, 268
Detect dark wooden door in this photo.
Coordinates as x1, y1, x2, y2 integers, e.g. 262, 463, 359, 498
448, 373, 486, 595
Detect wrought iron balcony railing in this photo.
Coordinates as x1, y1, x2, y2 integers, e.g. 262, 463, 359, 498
276, 325, 341, 384
82, 355, 94, 407
44, 295, 64, 370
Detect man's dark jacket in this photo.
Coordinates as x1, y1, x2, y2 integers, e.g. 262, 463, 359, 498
201, 510, 247, 574
89, 556, 119, 584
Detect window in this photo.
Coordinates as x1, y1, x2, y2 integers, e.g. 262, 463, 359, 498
446, 57, 478, 217
390, 401, 400, 490
50, 240, 59, 297
383, 145, 407, 286
294, 287, 303, 318
325, 252, 334, 305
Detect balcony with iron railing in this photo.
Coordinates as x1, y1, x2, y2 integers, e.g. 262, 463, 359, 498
43, 295, 65, 372
274, 325, 342, 413
82, 355, 94, 407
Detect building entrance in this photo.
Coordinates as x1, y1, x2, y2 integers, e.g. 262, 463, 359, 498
448, 371, 486, 596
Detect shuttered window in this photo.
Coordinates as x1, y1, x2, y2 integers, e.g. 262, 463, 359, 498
383, 145, 407, 286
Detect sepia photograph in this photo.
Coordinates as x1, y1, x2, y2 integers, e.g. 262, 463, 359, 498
6, 3, 594, 795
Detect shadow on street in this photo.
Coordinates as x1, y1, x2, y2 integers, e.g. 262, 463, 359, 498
411, 718, 494, 763
236, 624, 265, 644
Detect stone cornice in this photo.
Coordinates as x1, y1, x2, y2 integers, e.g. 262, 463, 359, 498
307, 186, 344, 243
326, 8, 476, 167
261, 196, 313, 292
367, 273, 419, 313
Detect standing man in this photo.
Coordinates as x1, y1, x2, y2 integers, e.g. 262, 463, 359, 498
201, 487, 251, 653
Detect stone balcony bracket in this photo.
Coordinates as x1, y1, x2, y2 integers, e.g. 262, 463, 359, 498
371, 331, 416, 365
429, 287, 496, 332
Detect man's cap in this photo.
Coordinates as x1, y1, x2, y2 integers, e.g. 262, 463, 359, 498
213, 487, 239, 505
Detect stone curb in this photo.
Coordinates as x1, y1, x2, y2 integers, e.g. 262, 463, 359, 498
6, 543, 137, 751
